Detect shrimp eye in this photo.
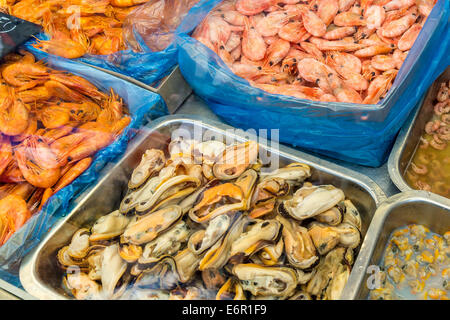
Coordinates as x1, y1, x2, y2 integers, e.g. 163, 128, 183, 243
221, 14, 224, 18
219, 45, 225, 50
361, 33, 366, 38
292, 58, 297, 62
313, 4, 318, 9
391, 44, 395, 48
371, 72, 375, 76
328, 73, 333, 77
257, 66, 262, 70
316, 79, 320, 84
67, 156, 72, 162
269, 61, 274, 66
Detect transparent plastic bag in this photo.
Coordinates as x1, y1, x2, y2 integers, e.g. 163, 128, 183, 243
123, 0, 200, 52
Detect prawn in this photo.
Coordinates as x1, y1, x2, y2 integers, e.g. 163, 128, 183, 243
397, 23, 422, 51
2, 61, 49, 90
236, 0, 277, 16
0, 135, 12, 177
317, 0, 339, 26
363, 69, 398, 104
242, 18, 267, 61
0, 90, 29, 136
301, 8, 327, 37
16, 136, 61, 188
53, 157, 92, 193
0, 195, 31, 246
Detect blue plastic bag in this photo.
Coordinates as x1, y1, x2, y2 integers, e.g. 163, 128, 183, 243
0, 52, 168, 281
177, 0, 450, 167
23, 0, 213, 86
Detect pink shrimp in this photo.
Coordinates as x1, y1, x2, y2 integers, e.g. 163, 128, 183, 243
281, 48, 314, 74
364, 5, 386, 30
327, 51, 362, 74
327, 72, 363, 103
309, 37, 366, 51
206, 15, 231, 46
363, 69, 398, 104
317, 0, 339, 26
354, 44, 393, 57
323, 26, 356, 40
278, 21, 307, 43
362, 59, 380, 81
397, 23, 422, 51
338, 0, 356, 12
416, 0, 436, 17
264, 38, 291, 67
256, 11, 294, 37
297, 58, 335, 93
371, 54, 397, 71
334, 12, 367, 27
236, 0, 276, 16
242, 18, 267, 61
354, 26, 377, 40
382, 0, 416, 11
301, 8, 327, 37
231, 45, 242, 61
222, 10, 247, 26
380, 9, 417, 38
300, 41, 325, 62
224, 32, 241, 52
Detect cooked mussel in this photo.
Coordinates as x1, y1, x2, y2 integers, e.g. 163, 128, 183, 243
232, 264, 298, 299
229, 219, 282, 263
276, 215, 318, 269
259, 162, 311, 186
139, 221, 190, 265
189, 182, 245, 224
128, 149, 165, 189
188, 215, 231, 255
89, 210, 131, 242
212, 141, 258, 180
282, 185, 345, 221
122, 205, 183, 245
216, 278, 246, 300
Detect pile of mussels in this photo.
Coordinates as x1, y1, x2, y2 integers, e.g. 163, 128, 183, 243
56, 139, 362, 300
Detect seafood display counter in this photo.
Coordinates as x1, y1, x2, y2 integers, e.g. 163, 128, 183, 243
19, 116, 386, 300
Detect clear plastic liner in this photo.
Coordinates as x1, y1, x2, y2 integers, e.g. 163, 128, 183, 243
176, 0, 450, 167
0, 51, 168, 287
22, 0, 206, 86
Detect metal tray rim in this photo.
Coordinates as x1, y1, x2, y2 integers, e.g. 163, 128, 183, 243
340, 190, 450, 300
20, 114, 387, 300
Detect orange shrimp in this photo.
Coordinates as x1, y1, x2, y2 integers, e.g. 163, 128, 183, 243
17, 86, 49, 103
11, 115, 38, 143
0, 135, 12, 177
297, 58, 335, 93
0, 195, 31, 246
110, 0, 149, 7
37, 187, 53, 212
97, 89, 124, 126
67, 131, 113, 163
44, 80, 86, 102
338, 0, 356, 12
110, 116, 131, 137
39, 105, 71, 129
50, 132, 87, 166
16, 137, 61, 188
88, 34, 121, 56
2, 61, 49, 90
49, 74, 107, 101
61, 101, 101, 122
0, 90, 29, 136
416, 0, 436, 17
33, 31, 88, 59
52, 157, 92, 193
300, 41, 325, 62
242, 17, 267, 61
0, 159, 26, 184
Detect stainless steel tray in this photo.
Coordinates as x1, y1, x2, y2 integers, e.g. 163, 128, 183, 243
388, 67, 450, 193
20, 115, 386, 300
81, 62, 192, 114
342, 190, 450, 300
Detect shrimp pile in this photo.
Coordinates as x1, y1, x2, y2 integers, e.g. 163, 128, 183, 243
193, 0, 437, 104
0, 50, 131, 246
1, 0, 152, 58
405, 80, 450, 198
